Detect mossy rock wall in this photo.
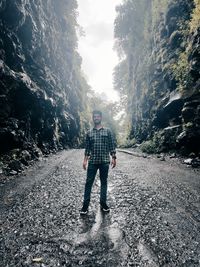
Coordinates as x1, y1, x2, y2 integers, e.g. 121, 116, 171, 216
114, 0, 200, 154
0, 0, 87, 160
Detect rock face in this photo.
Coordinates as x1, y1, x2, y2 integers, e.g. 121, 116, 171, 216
0, 0, 87, 168
114, 0, 200, 154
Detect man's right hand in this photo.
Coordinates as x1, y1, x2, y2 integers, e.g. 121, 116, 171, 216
83, 159, 88, 170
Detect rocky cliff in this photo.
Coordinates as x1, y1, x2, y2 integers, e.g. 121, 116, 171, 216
0, 0, 88, 173
114, 0, 200, 155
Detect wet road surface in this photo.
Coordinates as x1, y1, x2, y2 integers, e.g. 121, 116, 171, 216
0, 149, 200, 266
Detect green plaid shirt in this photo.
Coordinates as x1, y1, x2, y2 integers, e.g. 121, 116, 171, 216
85, 127, 116, 164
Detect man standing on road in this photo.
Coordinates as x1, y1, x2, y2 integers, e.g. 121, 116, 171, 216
80, 110, 116, 215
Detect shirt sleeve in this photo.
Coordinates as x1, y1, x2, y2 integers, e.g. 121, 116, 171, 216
84, 131, 90, 157
108, 129, 116, 156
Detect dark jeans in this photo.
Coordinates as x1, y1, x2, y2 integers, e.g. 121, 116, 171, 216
83, 163, 109, 207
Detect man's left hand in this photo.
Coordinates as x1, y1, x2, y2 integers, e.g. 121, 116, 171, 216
111, 158, 116, 168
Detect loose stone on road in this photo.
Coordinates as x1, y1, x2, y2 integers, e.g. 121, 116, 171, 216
1, 149, 200, 266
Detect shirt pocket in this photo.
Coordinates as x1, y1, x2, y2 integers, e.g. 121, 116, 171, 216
100, 133, 108, 143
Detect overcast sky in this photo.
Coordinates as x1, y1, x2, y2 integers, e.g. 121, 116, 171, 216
77, 0, 122, 102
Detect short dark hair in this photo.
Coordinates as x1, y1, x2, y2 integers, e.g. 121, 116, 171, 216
92, 110, 102, 117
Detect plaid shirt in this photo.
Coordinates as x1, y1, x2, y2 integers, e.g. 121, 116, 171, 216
84, 127, 116, 164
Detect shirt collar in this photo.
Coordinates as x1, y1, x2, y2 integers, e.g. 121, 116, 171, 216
93, 126, 104, 131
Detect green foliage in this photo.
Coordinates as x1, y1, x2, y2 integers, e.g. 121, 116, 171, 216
119, 138, 137, 148
151, 0, 171, 27
114, 0, 149, 56
140, 131, 165, 154
140, 140, 157, 154
114, 0, 152, 119
170, 51, 192, 91
189, 0, 200, 32
168, 0, 199, 92
113, 59, 129, 106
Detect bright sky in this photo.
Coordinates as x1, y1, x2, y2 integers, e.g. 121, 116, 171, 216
77, 0, 122, 102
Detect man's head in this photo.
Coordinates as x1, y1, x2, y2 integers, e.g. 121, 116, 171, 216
92, 110, 102, 126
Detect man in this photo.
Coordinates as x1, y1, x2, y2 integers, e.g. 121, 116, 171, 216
80, 110, 116, 215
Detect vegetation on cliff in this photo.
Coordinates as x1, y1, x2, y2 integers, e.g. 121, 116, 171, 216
114, 0, 200, 154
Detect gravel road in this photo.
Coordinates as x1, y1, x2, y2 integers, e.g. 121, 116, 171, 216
0, 149, 200, 266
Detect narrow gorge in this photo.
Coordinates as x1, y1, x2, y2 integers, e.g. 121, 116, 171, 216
0, 0, 200, 176
1, 2, 200, 266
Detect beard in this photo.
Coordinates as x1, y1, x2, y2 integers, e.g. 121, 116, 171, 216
94, 119, 101, 125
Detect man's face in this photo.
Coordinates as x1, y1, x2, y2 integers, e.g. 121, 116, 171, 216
93, 113, 102, 125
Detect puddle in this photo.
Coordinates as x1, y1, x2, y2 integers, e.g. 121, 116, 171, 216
77, 208, 123, 242
52, 208, 129, 266
65, 208, 128, 255
90, 208, 103, 237
107, 223, 124, 249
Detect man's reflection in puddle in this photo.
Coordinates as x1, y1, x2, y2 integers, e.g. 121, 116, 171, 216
78, 208, 122, 251
78, 207, 111, 243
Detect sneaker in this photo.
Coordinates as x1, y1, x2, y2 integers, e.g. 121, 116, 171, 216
80, 205, 88, 215
100, 203, 110, 212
